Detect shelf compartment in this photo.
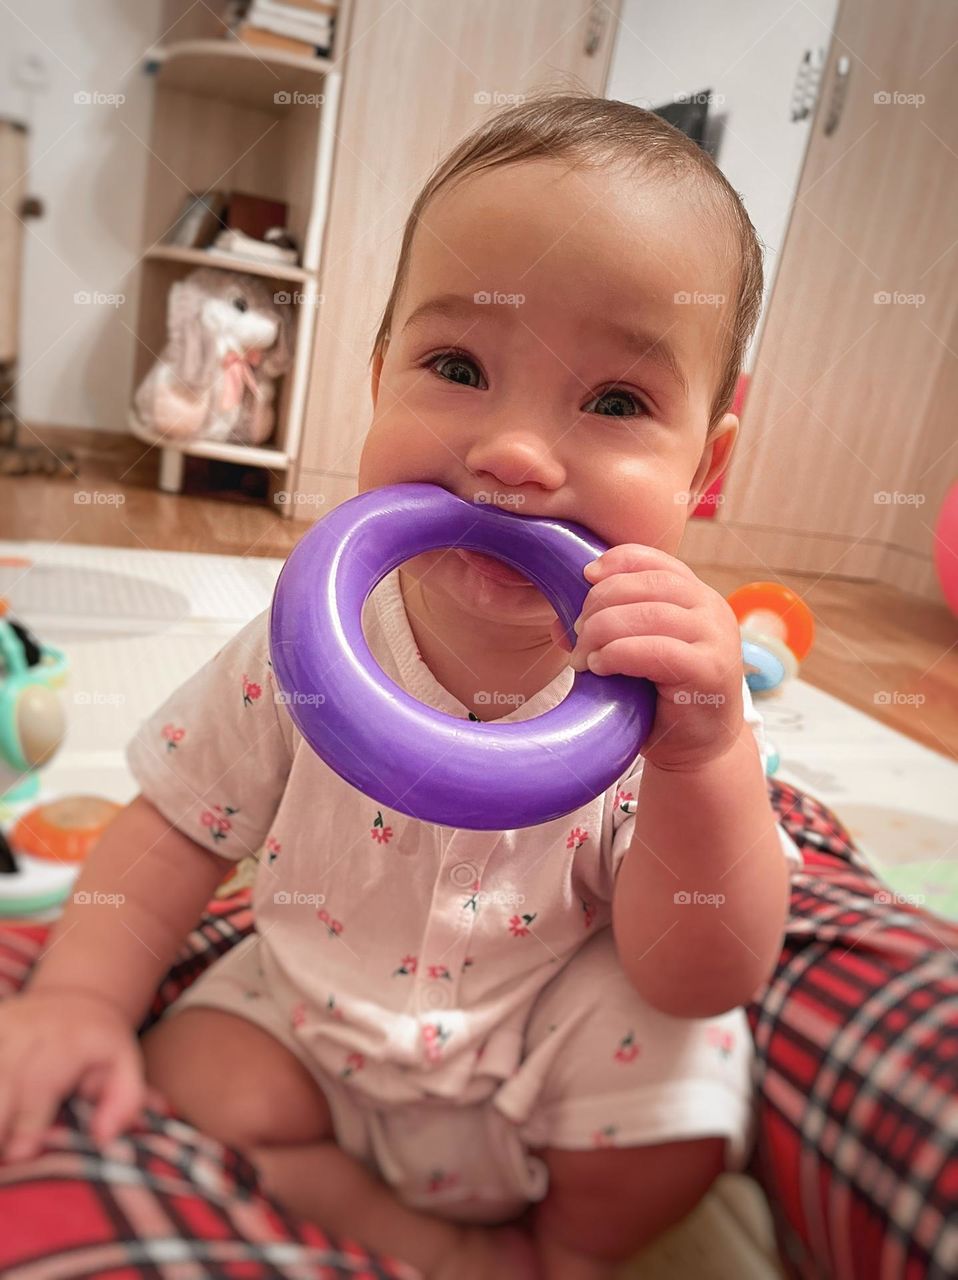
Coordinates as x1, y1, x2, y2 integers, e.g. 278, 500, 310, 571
144, 39, 333, 109
145, 244, 313, 283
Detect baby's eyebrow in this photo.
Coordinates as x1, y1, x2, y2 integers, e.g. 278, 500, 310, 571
402, 294, 689, 400
597, 319, 689, 399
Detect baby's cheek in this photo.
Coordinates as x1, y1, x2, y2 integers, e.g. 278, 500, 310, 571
592, 463, 693, 555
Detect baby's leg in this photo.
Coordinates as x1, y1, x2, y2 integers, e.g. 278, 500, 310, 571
141, 1006, 333, 1149
142, 1009, 536, 1279
528, 1137, 725, 1278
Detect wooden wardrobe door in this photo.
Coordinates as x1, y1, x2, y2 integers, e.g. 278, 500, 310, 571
682, 0, 958, 598
291, 0, 621, 515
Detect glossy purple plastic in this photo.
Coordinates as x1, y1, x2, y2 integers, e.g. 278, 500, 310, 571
268, 483, 656, 830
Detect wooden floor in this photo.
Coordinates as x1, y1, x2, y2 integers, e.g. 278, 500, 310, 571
3, 426, 956, 760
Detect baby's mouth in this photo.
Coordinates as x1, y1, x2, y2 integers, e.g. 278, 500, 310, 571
454, 548, 533, 587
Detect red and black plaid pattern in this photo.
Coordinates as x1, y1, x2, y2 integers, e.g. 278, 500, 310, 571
747, 779, 958, 1280
0, 779, 954, 1279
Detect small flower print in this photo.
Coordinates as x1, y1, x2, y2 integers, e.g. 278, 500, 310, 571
463, 956, 474, 969
426, 964, 451, 981
581, 897, 597, 929
614, 1031, 641, 1064
341, 1051, 365, 1079
290, 1001, 307, 1030
462, 879, 481, 912
370, 809, 393, 844
161, 723, 185, 751
265, 835, 281, 865
200, 804, 239, 842
508, 912, 538, 938
326, 994, 344, 1020
422, 1021, 452, 1063
242, 674, 263, 707
426, 1169, 461, 1193
317, 908, 343, 938
615, 788, 636, 816
707, 1027, 735, 1059
566, 825, 589, 850
592, 1125, 618, 1148
394, 954, 418, 977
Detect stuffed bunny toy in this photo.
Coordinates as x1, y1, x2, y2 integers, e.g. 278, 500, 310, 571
133, 268, 293, 446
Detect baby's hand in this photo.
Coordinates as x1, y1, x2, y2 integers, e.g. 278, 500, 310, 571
0, 988, 151, 1163
552, 544, 745, 772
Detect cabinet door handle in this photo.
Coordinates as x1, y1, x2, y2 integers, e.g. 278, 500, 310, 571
823, 54, 851, 136
584, 1, 606, 56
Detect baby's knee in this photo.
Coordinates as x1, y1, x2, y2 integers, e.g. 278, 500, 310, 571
532, 1136, 725, 1262
141, 1006, 332, 1152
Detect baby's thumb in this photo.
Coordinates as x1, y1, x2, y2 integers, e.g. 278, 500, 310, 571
88, 1049, 146, 1147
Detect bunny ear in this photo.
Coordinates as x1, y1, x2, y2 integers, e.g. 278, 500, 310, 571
167, 279, 215, 388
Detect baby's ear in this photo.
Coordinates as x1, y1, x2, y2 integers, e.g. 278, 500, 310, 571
690, 412, 738, 498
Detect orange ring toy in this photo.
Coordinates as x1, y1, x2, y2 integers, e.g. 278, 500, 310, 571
726, 582, 815, 662
11, 795, 122, 864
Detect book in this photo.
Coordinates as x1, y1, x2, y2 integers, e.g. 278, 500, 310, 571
232, 21, 318, 56
248, 0, 334, 39
164, 191, 228, 248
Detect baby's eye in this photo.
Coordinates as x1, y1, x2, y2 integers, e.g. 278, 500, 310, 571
428, 352, 486, 389
584, 388, 646, 417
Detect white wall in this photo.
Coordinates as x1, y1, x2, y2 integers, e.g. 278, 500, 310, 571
0, 1, 162, 431
606, 0, 838, 368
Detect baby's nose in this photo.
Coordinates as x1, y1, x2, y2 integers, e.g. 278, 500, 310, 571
466, 428, 565, 493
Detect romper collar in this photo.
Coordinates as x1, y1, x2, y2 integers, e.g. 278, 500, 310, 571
363, 566, 576, 726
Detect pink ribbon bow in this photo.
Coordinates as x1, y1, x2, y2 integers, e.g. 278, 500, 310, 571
220, 348, 263, 411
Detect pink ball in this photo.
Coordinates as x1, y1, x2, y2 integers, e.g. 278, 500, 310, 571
934, 483, 958, 618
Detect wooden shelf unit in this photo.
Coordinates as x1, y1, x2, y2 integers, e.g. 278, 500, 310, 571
130, 9, 345, 511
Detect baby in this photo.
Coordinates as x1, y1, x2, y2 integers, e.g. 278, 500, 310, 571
0, 94, 801, 1280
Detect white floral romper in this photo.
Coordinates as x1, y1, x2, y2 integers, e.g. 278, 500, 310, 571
126, 566, 803, 1224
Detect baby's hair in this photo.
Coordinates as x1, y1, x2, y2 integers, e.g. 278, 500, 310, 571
371, 91, 765, 432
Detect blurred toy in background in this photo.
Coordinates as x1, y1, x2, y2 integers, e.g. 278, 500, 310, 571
728, 581, 815, 778
0, 598, 69, 806
0, 795, 122, 918
131, 268, 293, 448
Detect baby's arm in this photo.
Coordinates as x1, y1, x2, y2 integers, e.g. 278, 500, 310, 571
612, 720, 789, 1020
28, 794, 233, 1026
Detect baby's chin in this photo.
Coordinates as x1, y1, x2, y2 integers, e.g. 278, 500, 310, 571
403, 549, 556, 626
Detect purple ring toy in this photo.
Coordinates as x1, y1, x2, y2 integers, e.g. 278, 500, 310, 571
268, 483, 656, 830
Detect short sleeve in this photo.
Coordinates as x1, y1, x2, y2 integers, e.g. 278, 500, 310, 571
124, 608, 295, 863
607, 676, 802, 882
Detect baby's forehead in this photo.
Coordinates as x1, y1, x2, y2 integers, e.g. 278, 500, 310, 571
418, 159, 735, 301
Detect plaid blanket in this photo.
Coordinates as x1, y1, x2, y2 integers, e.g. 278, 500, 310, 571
0, 779, 955, 1279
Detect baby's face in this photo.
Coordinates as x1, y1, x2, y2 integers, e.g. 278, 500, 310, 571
359, 159, 738, 632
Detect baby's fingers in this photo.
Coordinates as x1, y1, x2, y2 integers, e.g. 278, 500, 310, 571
85, 1047, 146, 1147
2, 1084, 64, 1162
